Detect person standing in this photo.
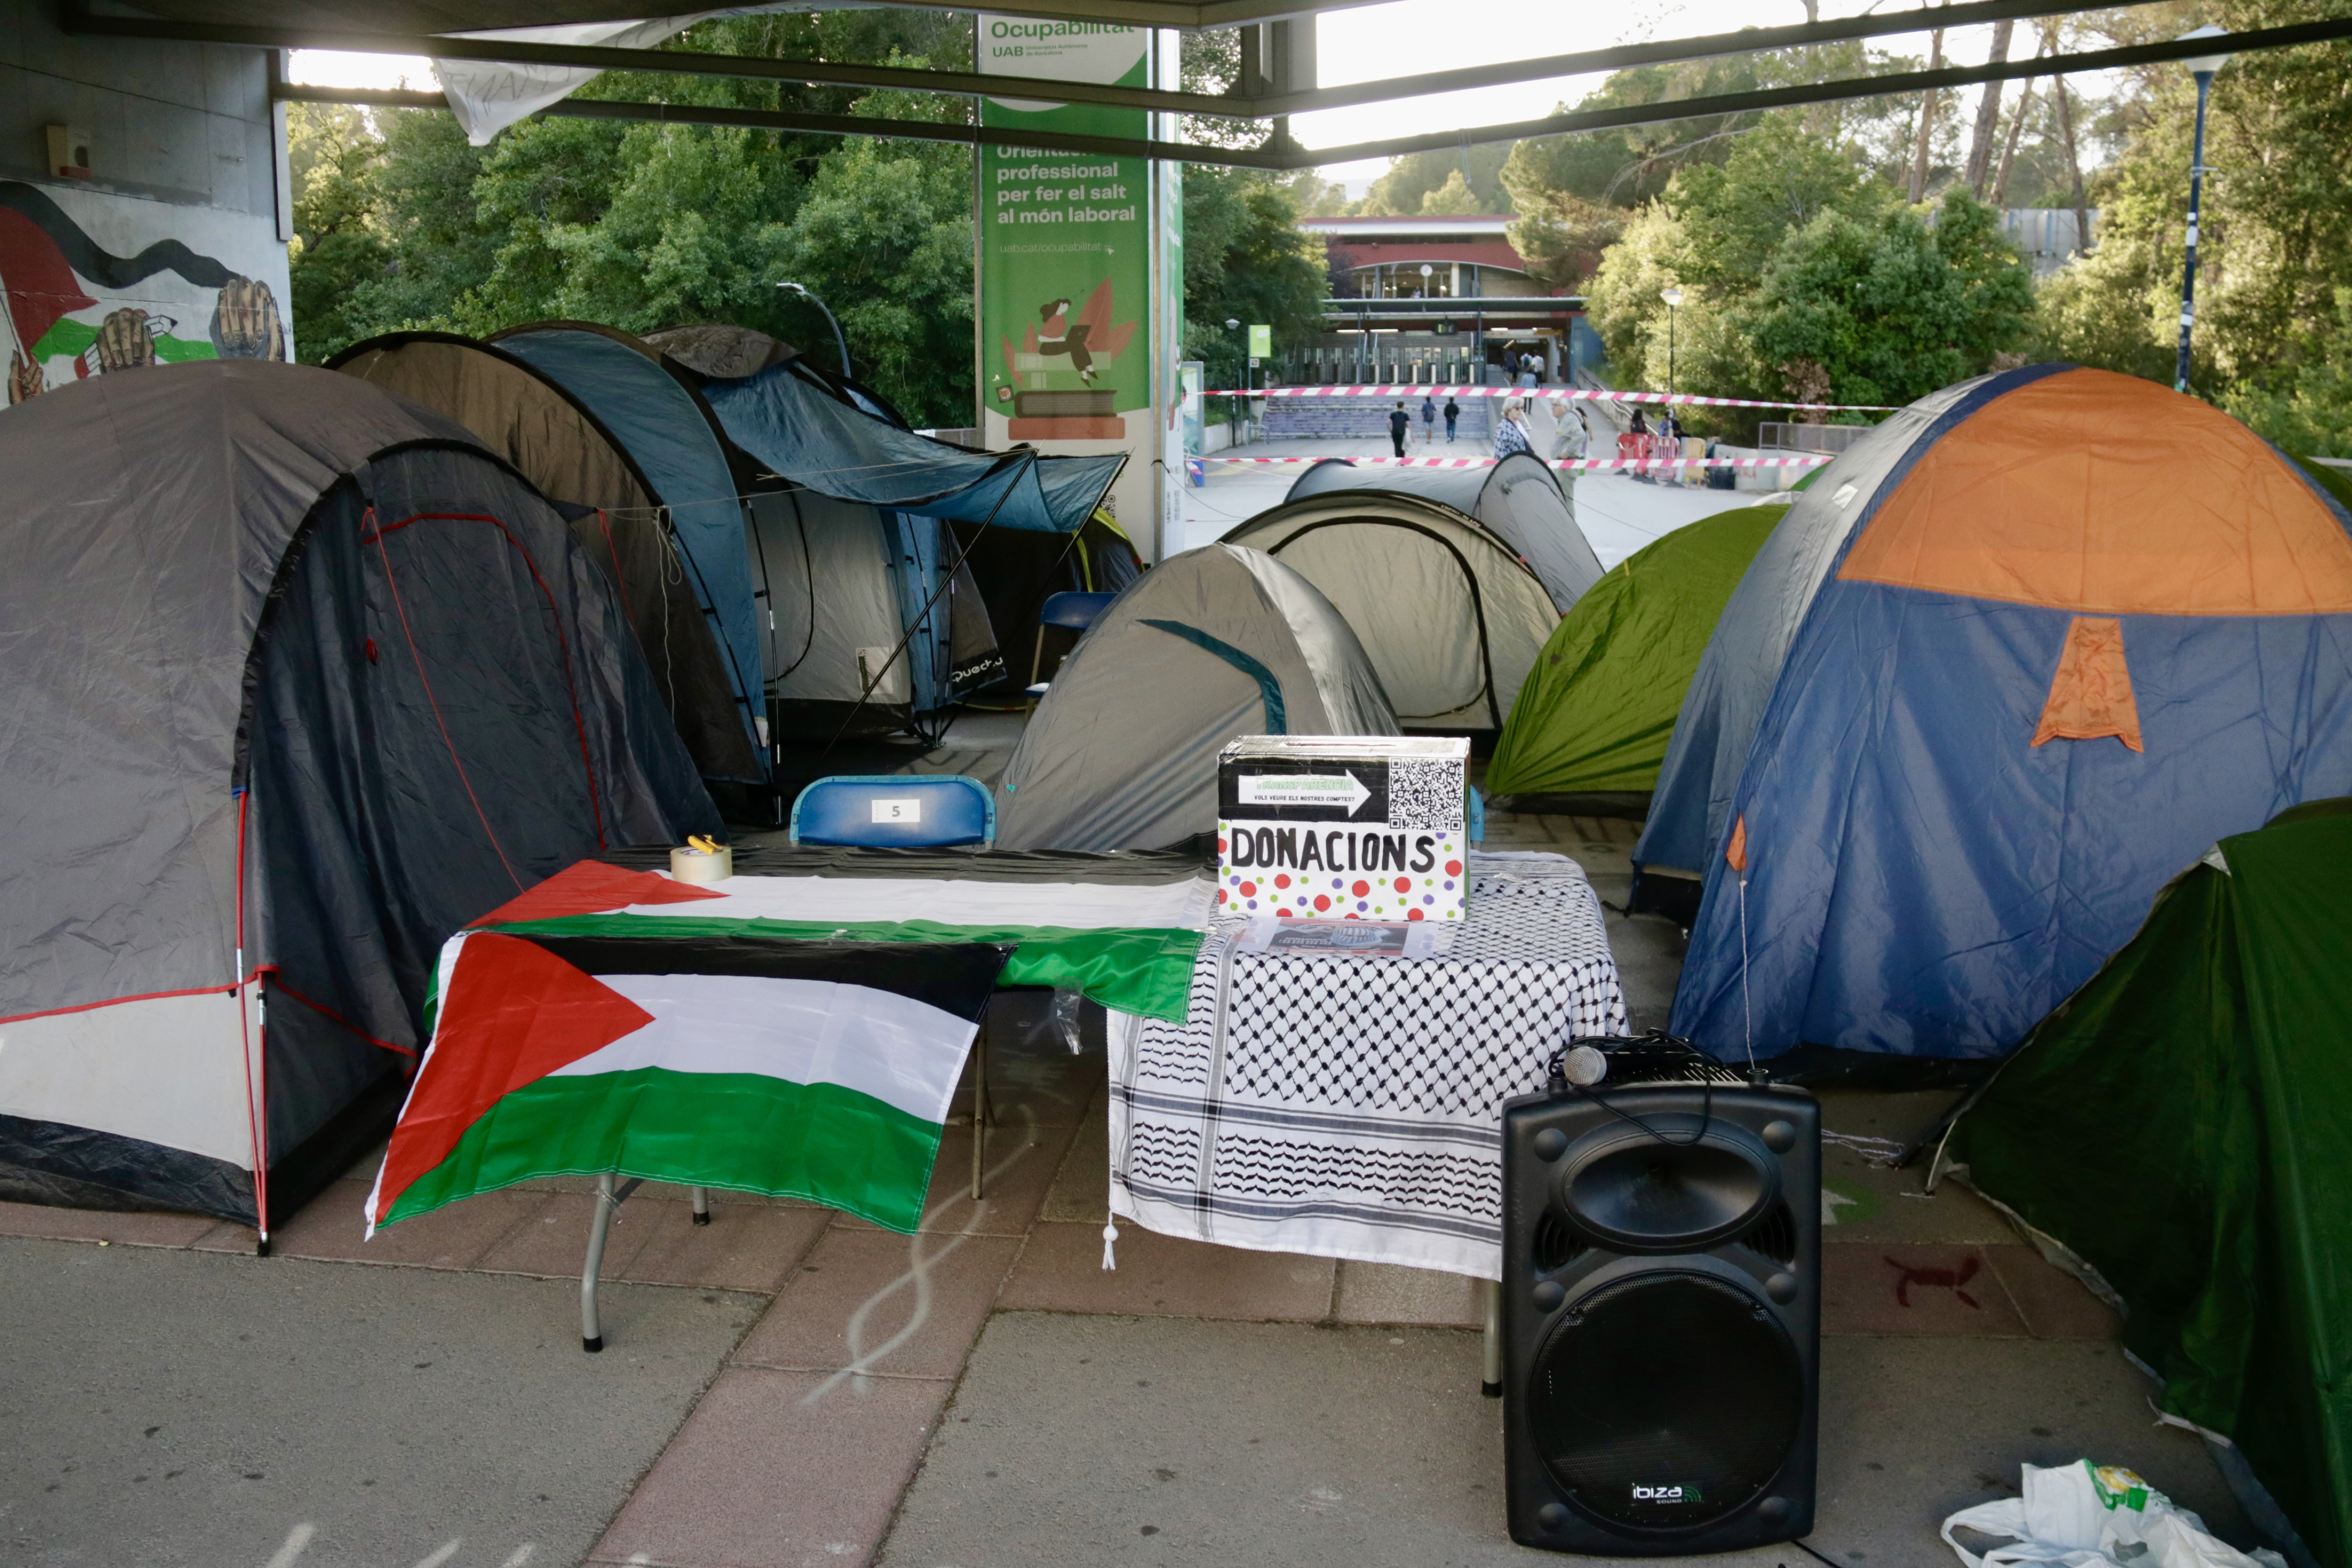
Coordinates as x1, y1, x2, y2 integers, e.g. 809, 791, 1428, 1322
1389, 400, 1410, 459
1443, 394, 1460, 443
1420, 394, 1437, 444
1551, 404, 1588, 521
1495, 399, 1533, 459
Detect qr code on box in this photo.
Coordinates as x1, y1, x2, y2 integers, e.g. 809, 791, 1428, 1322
1388, 759, 1464, 830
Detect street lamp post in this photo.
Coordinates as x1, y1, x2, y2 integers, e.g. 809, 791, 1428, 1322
777, 280, 850, 378
1659, 287, 1683, 401
2174, 26, 2232, 395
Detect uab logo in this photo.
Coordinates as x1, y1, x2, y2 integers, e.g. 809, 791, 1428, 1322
1633, 1484, 1700, 1504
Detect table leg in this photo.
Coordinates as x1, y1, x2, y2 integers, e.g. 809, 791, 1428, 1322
970, 1025, 989, 1202
1481, 1277, 1503, 1397
583, 1172, 617, 1353
690, 1185, 710, 1226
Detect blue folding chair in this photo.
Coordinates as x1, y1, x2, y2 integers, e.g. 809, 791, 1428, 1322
788, 772, 998, 1196
788, 773, 995, 849
1025, 590, 1118, 702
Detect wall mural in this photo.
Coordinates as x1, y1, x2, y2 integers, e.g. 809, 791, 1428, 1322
1, 180, 290, 404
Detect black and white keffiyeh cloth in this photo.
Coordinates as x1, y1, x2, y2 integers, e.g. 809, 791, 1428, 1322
1107, 851, 1626, 1279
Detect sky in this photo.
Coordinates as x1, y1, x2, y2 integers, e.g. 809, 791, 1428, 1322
286, 1, 2061, 188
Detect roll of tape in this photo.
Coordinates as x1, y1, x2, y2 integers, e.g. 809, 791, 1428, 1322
670, 845, 733, 884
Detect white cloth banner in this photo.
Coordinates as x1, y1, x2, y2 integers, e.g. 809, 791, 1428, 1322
434, 4, 891, 145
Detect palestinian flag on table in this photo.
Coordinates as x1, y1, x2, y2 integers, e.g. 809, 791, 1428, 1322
446, 853, 1213, 1024
366, 931, 1010, 1234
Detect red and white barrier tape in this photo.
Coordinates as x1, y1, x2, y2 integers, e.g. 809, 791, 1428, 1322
1205, 385, 1895, 412
1198, 454, 1831, 470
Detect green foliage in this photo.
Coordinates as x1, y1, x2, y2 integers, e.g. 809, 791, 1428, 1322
1743, 190, 2037, 408
285, 104, 388, 362
1586, 121, 2034, 431
1181, 167, 1325, 389
1358, 145, 1512, 216
2033, 0, 2352, 455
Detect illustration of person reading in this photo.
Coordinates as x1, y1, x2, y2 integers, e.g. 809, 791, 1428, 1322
1035, 298, 1096, 385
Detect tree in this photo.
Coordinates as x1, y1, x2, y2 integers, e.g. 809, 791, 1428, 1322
1358, 146, 1513, 216
1586, 120, 2033, 432
285, 104, 388, 362
1182, 167, 1324, 392
1742, 190, 2037, 408
2032, 0, 2352, 454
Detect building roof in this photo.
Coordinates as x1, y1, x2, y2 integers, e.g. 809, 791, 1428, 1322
1301, 215, 1517, 238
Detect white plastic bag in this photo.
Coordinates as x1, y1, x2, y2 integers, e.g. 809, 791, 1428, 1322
1942, 1461, 2280, 1568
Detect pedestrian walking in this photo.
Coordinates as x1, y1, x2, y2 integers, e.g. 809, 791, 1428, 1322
1553, 405, 1589, 463
1443, 395, 1460, 443
1388, 400, 1410, 459
1421, 394, 1437, 444
1495, 399, 1533, 459
1552, 405, 1587, 519
1627, 405, 1654, 483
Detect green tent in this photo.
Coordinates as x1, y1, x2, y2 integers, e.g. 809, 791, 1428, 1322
2295, 456, 2352, 513
1942, 799, 2352, 1568
1484, 504, 1784, 806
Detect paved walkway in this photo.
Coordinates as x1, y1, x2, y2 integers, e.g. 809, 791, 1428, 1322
0, 809, 2252, 1568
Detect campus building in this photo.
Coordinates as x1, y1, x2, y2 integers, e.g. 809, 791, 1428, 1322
1289, 213, 1595, 388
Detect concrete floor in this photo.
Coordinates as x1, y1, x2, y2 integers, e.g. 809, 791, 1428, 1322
0, 803, 2263, 1568
0, 1239, 762, 1568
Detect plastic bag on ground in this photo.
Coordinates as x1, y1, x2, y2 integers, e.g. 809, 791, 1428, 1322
1942, 1461, 2283, 1568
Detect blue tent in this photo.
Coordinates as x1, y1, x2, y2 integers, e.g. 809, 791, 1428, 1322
489, 323, 767, 766
696, 358, 1121, 534
1640, 365, 2352, 1073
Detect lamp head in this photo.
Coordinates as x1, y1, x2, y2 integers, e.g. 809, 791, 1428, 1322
2179, 24, 2233, 76
1661, 287, 1685, 308
778, 281, 808, 296
1225, 318, 1241, 331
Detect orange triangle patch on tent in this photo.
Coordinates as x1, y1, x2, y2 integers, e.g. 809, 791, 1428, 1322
2033, 616, 2144, 752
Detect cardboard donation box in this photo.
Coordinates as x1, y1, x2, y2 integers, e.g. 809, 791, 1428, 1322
1217, 736, 1470, 921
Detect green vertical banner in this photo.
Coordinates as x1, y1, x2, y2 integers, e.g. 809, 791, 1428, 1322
978, 19, 1180, 558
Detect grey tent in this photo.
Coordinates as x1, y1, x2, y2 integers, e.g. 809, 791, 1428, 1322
1283, 455, 1604, 612
0, 361, 719, 1235
327, 330, 762, 782
994, 544, 1398, 851
749, 485, 1004, 738
1221, 487, 1561, 731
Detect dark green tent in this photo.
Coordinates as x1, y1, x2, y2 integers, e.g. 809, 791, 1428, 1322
2295, 456, 2352, 513
1941, 799, 2352, 1568
1484, 504, 1784, 808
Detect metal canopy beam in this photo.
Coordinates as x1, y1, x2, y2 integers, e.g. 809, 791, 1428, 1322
269, 16, 2352, 174
79, 0, 2179, 123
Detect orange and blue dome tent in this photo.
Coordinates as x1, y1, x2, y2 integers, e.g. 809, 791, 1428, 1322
1637, 364, 2352, 1075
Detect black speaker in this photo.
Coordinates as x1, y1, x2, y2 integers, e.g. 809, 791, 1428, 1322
1501, 1046, 1819, 1555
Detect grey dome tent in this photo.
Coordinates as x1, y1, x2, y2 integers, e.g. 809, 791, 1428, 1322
0, 361, 719, 1236
994, 544, 1398, 851
327, 330, 763, 782
1221, 483, 1562, 731
1283, 454, 1604, 613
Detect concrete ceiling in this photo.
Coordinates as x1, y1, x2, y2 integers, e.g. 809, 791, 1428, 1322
117, 0, 1379, 31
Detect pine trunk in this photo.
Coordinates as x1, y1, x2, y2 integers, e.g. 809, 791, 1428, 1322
1908, 25, 1947, 203
1964, 20, 2014, 195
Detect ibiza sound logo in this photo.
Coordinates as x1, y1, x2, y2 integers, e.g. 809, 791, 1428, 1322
1632, 1484, 1700, 1504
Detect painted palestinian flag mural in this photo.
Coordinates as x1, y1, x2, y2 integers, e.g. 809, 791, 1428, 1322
367, 930, 1011, 1234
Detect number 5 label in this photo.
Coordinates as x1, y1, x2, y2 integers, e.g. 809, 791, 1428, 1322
871, 798, 922, 824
